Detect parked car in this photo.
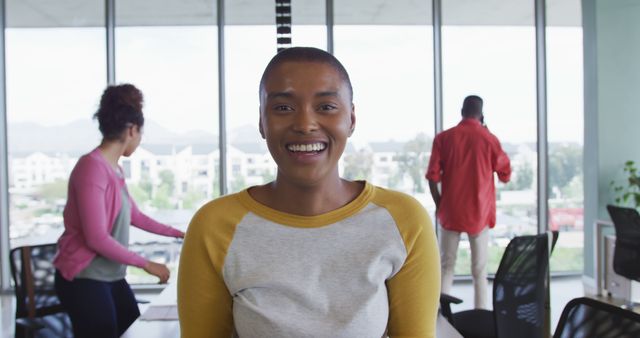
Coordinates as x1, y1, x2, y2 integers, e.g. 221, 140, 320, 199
549, 208, 584, 231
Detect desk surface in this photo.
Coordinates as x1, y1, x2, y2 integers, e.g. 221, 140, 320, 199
122, 283, 180, 338
121, 283, 461, 338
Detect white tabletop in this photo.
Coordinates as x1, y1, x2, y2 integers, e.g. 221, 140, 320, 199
121, 283, 180, 338
121, 282, 461, 337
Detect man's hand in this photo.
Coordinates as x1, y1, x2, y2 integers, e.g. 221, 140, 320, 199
143, 261, 170, 284
428, 180, 441, 213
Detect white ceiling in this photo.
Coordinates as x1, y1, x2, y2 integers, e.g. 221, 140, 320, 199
5, 0, 581, 28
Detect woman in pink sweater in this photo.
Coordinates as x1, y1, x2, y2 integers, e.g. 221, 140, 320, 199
53, 84, 184, 338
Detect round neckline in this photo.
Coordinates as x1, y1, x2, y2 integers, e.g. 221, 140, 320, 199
237, 181, 374, 228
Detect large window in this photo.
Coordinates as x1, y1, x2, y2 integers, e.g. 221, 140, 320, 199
547, 0, 584, 273
115, 0, 219, 283
334, 0, 435, 217
442, 0, 538, 276
0, 0, 586, 289
5, 0, 106, 248
224, 0, 326, 193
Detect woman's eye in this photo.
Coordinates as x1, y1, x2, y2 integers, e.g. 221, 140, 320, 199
273, 105, 293, 112
319, 104, 337, 111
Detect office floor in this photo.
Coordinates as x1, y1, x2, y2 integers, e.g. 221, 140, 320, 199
0, 275, 583, 337
1, 293, 14, 338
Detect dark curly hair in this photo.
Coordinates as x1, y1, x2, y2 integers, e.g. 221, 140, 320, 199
93, 84, 145, 140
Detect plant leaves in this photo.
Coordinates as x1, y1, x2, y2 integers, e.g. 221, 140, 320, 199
611, 160, 640, 208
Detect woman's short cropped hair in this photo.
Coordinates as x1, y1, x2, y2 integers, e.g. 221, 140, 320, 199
94, 84, 145, 140
259, 47, 353, 101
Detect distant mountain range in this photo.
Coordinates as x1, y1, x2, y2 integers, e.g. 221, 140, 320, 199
8, 119, 576, 157
8, 119, 264, 156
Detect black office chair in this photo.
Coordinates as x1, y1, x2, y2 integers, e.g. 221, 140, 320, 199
606, 205, 640, 282
440, 231, 558, 338
553, 297, 640, 338
9, 243, 72, 338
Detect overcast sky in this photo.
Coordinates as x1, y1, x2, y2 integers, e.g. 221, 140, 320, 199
5, 25, 583, 147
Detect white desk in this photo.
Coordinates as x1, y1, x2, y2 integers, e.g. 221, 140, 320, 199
121, 283, 460, 338
121, 283, 179, 338
595, 219, 614, 296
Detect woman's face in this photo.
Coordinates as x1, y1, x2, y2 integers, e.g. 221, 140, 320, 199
259, 61, 355, 187
123, 124, 142, 157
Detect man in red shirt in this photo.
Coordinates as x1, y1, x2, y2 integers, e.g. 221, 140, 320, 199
425, 95, 511, 309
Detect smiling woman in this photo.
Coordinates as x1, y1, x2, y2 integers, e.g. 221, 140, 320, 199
257, 60, 355, 200
177, 47, 441, 338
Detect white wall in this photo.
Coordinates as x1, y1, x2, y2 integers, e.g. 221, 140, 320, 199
583, 0, 640, 280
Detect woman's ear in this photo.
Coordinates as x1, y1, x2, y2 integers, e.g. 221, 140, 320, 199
121, 124, 135, 141
259, 116, 266, 139
349, 104, 356, 136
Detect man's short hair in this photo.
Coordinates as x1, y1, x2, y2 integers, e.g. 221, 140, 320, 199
462, 95, 483, 117
259, 47, 353, 101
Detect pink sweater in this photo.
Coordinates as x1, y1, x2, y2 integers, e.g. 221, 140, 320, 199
54, 148, 183, 281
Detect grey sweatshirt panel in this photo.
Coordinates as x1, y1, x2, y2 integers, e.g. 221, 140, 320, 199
76, 186, 130, 281
223, 203, 407, 338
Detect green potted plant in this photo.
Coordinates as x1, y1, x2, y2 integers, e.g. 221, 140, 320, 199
610, 160, 640, 209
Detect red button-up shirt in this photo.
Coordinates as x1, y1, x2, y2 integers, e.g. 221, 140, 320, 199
425, 118, 511, 235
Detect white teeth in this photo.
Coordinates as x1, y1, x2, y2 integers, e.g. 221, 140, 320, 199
287, 143, 326, 152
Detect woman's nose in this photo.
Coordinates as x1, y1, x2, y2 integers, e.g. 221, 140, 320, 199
292, 109, 318, 133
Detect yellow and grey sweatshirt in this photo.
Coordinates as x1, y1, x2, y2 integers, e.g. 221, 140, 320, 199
178, 182, 440, 338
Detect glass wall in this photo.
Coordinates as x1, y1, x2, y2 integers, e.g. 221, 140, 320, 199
224, 0, 326, 193
546, 0, 584, 273
442, 0, 538, 276
5, 0, 106, 248
0, 0, 585, 288
334, 0, 435, 218
115, 0, 219, 283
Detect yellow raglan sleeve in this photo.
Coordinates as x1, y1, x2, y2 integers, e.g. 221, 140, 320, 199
178, 195, 244, 338
380, 190, 441, 338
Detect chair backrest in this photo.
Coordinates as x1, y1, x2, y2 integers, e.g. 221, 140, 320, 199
9, 243, 61, 318
553, 297, 640, 338
492, 232, 553, 338
606, 205, 640, 281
